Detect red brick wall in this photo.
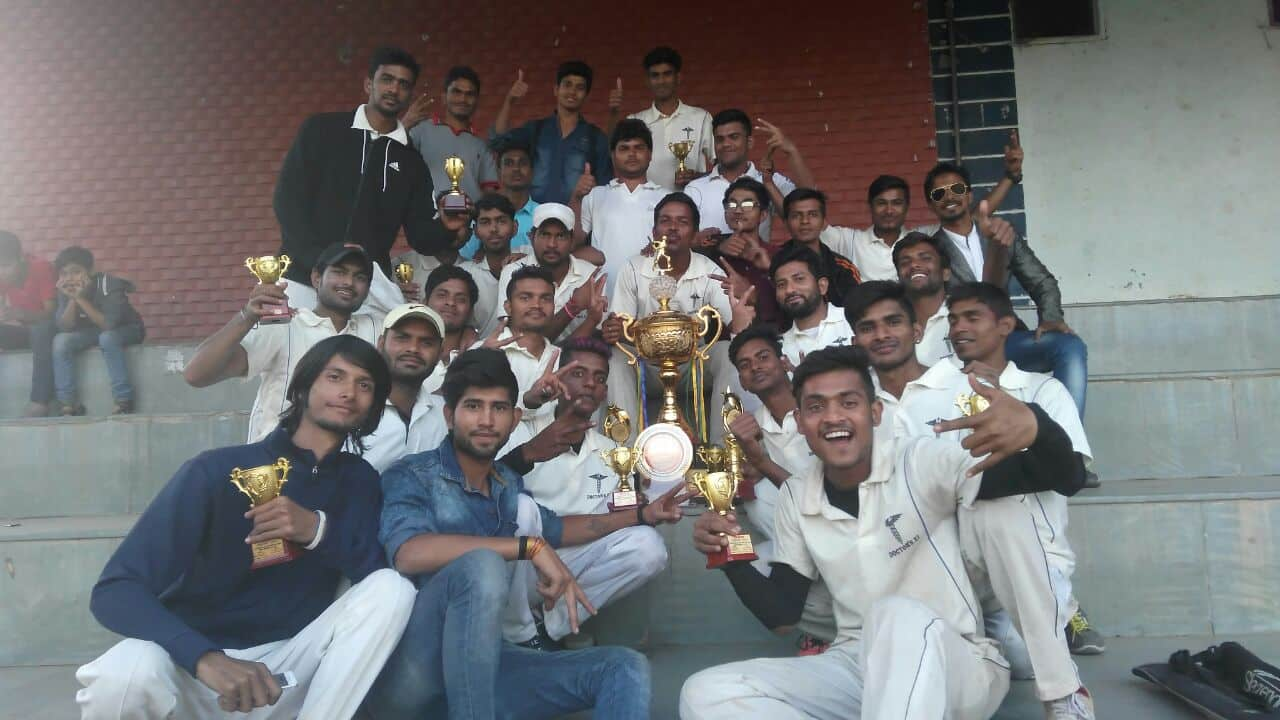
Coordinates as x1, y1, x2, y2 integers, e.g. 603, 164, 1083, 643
0, 0, 937, 341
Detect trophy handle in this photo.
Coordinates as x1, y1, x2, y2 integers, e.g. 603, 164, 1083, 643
278, 255, 291, 274
244, 257, 257, 273
695, 305, 723, 359
618, 313, 636, 344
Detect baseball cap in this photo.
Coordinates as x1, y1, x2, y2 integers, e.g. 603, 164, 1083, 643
314, 243, 373, 275
382, 303, 446, 338
532, 203, 575, 232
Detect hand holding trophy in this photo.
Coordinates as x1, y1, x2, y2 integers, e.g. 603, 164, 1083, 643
442, 156, 468, 212
230, 459, 299, 569
244, 255, 293, 325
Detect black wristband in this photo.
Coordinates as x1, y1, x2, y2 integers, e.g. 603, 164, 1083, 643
636, 504, 653, 527
1005, 171, 1023, 184
517, 535, 529, 560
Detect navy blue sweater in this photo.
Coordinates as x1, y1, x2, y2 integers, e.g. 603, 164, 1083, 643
89, 427, 387, 675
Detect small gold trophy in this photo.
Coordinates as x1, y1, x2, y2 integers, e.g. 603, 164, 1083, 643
955, 392, 991, 417
691, 466, 757, 569
601, 405, 642, 511
721, 388, 755, 501
394, 262, 414, 285
244, 255, 292, 325
229, 459, 297, 569
668, 140, 694, 175
442, 156, 468, 212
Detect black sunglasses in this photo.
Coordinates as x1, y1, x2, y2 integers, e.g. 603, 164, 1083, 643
929, 182, 969, 202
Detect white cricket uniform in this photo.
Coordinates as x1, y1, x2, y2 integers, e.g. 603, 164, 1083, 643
458, 258, 501, 332
685, 163, 795, 243
606, 253, 741, 446
478, 255, 597, 341
76, 569, 415, 720
360, 389, 448, 474
820, 225, 902, 282
473, 329, 560, 422
239, 310, 379, 442
779, 304, 854, 367
283, 263, 400, 323
628, 101, 714, 191
916, 301, 953, 368
680, 430, 1010, 719
579, 179, 668, 297
886, 358, 1091, 700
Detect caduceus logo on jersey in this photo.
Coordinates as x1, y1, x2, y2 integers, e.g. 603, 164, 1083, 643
885, 513, 921, 559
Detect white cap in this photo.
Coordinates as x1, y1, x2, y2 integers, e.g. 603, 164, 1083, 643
381, 303, 445, 338
532, 203, 575, 231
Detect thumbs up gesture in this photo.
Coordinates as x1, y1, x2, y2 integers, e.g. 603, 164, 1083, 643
608, 77, 624, 114
508, 69, 529, 102
974, 200, 1015, 249
572, 162, 595, 202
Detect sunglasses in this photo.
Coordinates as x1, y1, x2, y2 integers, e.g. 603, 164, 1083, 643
723, 199, 760, 210
929, 182, 969, 202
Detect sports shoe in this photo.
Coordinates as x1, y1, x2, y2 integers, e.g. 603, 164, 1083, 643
1045, 686, 1095, 719
796, 633, 830, 656
1065, 610, 1106, 655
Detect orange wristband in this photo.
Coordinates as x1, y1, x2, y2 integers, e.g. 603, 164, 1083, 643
527, 537, 546, 559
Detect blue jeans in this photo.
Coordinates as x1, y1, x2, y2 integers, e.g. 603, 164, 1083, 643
51, 324, 144, 403
366, 549, 651, 720
1005, 330, 1088, 417
1, 320, 54, 403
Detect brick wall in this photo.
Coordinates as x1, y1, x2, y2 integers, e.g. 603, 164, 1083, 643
0, 0, 937, 341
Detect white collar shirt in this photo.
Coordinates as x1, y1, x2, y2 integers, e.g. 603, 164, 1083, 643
684, 162, 796, 243
473, 328, 559, 420
942, 223, 984, 281
482, 255, 596, 340
458, 258, 502, 333
580, 179, 668, 298
240, 309, 379, 442
780, 304, 854, 367
610, 252, 732, 322
360, 389, 447, 473
771, 426, 1001, 658
821, 225, 902, 282
754, 405, 817, 481
351, 105, 409, 145
520, 429, 620, 515
628, 101, 714, 190
873, 361, 968, 441
916, 300, 954, 367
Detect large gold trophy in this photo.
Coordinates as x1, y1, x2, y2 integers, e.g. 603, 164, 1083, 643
442, 156, 468, 212
244, 255, 292, 325
229, 459, 297, 569
600, 405, 642, 511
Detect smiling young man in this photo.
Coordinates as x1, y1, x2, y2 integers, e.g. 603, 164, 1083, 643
458, 193, 519, 332
78, 336, 415, 720
492, 61, 612, 205
714, 177, 783, 327
770, 244, 854, 367
621, 46, 714, 190
680, 344, 1087, 719
780, 188, 862, 308
368, 348, 677, 719
845, 281, 1097, 717
273, 47, 452, 315
184, 243, 381, 442
892, 231, 955, 366
820, 175, 928, 282
359, 304, 447, 473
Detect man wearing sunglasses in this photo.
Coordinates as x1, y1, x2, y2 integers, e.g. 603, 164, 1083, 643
923, 162, 1090, 425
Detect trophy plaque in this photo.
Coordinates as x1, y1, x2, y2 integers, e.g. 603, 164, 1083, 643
442, 156, 468, 212
229, 458, 299, 569
244, 255, 293, 325
691, 468, 757, 569
601, 405, 642, 511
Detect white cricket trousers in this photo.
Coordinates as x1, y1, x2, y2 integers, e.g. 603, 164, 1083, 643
745, 483, 837, 643
959, 494, 1082, 701
679, 595, 1009, 720
75, 569, 416, 720
505, 495, 669, 642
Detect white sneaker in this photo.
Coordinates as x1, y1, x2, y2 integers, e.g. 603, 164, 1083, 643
1045, 687, 1095, 719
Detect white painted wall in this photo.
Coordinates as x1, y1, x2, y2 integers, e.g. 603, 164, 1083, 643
1014, 0, 1280, 303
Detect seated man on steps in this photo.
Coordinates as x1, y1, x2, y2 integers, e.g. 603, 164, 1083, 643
0, 230, 57, 417
183, 243, 379, 443
361, 303, 447, 473
845, 280, 1096, 717
77, 336, 416, 720
368, 348, 683, 719
680, 345, 1087, 719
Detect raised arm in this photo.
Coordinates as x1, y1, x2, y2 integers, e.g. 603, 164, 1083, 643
493, 70, 529, 136
182, 284, 286, 386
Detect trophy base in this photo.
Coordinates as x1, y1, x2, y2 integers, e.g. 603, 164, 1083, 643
607, 489, 641, 512
442, 192, 468, 212
258, 309, 293, 325
250, 538, 300, 570
706, 533, 757, 569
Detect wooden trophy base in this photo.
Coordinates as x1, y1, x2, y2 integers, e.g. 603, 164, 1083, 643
250, 538, 300, 570
706, 533, 757, 569
258, 309, 293, 325
608, 488, 641, 512
442, 192, 468, 212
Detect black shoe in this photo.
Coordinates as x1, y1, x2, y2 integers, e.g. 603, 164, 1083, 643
1065, 609, 1106, 655
514, 621, 563, 652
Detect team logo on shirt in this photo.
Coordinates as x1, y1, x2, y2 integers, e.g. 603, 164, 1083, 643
885, 513, 921, 558
590, 473, 608, 495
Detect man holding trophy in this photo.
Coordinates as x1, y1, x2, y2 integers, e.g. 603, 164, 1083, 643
77, 336, 416, 720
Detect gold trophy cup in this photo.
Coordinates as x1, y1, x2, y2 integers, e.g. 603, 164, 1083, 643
244, 255, 293, 325
668, 140, 694, 175
691, 467, 756, 569
229, 459, 298, 569
394, 262, 415, 285
442, 156, 468, 212
696, 445, 726, 473
601, 405, 642, 511
721, 388, 755, 500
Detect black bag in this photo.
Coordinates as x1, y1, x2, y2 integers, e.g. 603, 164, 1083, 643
1134, 641, 1280, 719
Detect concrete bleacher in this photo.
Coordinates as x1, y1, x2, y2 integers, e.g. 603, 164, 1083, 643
2, 294, 1278, 717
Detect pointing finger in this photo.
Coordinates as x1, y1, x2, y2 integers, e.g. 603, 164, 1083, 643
1010, 129, 1020, 148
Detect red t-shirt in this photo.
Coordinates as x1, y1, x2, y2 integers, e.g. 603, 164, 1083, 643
1, 254, 56, 313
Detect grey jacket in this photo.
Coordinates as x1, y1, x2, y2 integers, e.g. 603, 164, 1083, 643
934, 226, 1064, 323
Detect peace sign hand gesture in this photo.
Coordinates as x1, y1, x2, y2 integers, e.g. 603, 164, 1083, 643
523, 354, 582, 410
480, 317, 522, 350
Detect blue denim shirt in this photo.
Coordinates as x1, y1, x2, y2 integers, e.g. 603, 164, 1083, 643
379, 437, 564, 584
492, 112, 612, 205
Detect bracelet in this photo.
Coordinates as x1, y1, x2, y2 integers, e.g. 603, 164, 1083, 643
239, 307, 255, 324
517, 535, 529, 560
527, 537, 546, 559
563, 301, 579, 319
1005, 171, 1023, 184
636, 504, 653, 527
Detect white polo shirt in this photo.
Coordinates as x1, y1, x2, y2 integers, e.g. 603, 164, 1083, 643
756, 405, 817, 480
684, 162, 795, 243
610, 252, 732, 321
240, 310, 379, 442
520, 427, 619, 516
779, 304, 854, 367
628, 101, 714, 190
821, 225, 901, 282
916, 300, 953, 367
457, 258, 501, 332
872, 360, 968, 441
359, 389, 448, 473
472, 328, 559, 420
480, 255, 597, 340
773, 426, 1000, 661
580, 179, 668, 297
